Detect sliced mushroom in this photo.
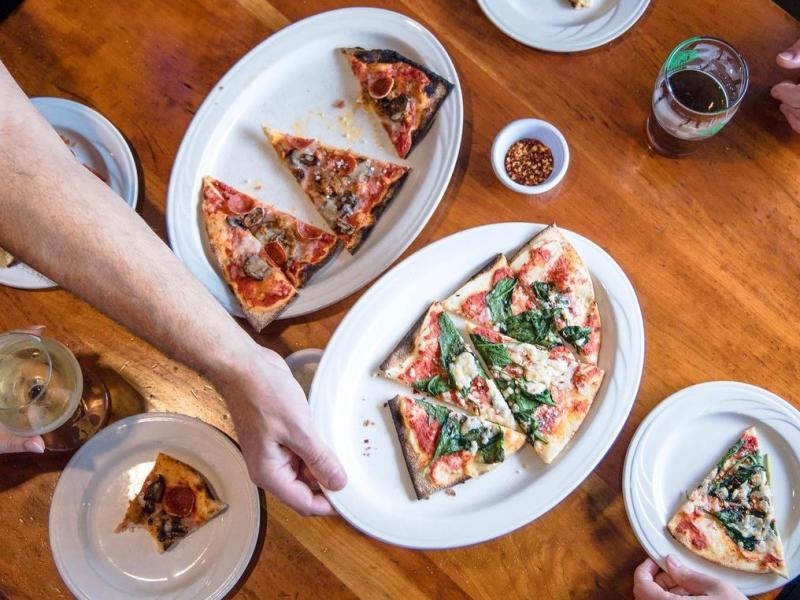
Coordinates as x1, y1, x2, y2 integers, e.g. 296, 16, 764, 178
242, 207, 265, 229
291, 168, 305, 182
226, 215, 245, 229
386, 94, 408, 118
339, 191, 359, 217
243, 255, 271, 280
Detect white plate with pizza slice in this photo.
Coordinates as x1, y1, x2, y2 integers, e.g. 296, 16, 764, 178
49, 413, 260, 600
167, 8, 463, 321
477, 0, 650, 53
310, 222, 644, 548
623, 381, 800, 595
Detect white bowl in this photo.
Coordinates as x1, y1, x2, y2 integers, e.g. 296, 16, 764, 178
285, 348, 323, 396
491, 118, 569, 194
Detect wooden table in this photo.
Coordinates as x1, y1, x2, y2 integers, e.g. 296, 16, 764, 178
1, 1, 798, 598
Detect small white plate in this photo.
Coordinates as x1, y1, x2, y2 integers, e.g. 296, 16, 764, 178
0, 97, 139, 290
310, 222, 644, 548
49, 413, 260, 600
167, 8, 463, 321
477, 0, 650, 52
623, 381, 800, 596
491, 119, 569, 194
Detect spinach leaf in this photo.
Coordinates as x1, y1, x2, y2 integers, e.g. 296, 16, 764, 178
431, 415, 463, 461
712, 508, 759, 551
532, 281, 555, 303
560, 325, 592, 350
718, 438, 745, 471
502, 379, 554, 444
486, 277, 516, 325
470, 334, 511, 369
413, 375, 451, 397
480, 430, 505, 464
419, 398, 450, 425
504, 309, 562, 348
438, 312, 465, 371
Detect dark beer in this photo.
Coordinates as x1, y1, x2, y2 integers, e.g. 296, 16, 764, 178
647, 70, 729, 156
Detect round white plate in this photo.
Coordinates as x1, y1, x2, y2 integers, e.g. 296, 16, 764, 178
49, 413, 260, 600
167, 8, 463, 320
623, 381, 800, 596
0, 97, 139, 290
310, 222, 644, 548
477, 0, 650, 52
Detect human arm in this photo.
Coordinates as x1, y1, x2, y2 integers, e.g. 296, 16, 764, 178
633, 556, 746, 599
0, 60, 346, 514
771, 39, 800, 133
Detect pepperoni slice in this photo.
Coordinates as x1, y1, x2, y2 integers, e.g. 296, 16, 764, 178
163, 485, 195, 517
265, 240, 288, 266
226, 192, 255, 215
331, 153, 357, 175
287, 135, 313, 150
368, 76, 394, 99
295, 220, 325, 241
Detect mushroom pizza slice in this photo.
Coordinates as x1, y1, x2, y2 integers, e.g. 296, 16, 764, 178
264, 128, 410, 254
201, 176, 298, 331
116, 453, 227, 553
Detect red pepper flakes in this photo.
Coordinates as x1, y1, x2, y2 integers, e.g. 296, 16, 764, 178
504, 138, 554, 186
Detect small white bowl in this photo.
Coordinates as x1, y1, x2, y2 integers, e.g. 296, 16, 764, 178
284, 348, 323, 396
491, 118, 569, 195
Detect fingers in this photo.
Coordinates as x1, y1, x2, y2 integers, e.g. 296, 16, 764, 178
664, 554, 723, 595
253, 444, 337, 517
777, 38, 800, 69
285, 430, 347, 491
780, 103, 800, 133
0, 433, 44, 454
771, 81, 800, 109
654, 571, 677, 590
633, 559, 674, 600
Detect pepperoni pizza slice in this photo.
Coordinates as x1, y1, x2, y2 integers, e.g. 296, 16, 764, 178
264, 128, 410, 253
509, 225, 601, 364
379, 303, 517, 430
116, 453, 227, 552
202, 178, 297, 331
388, 395, 526, 499
668, 428, 788, 577
341, 47, 454, 158
203, 177, 340, 288
468, 323, 604, 463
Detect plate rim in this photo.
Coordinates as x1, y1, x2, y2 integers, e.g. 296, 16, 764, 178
476, 0, 651, 52
311, 221, 645, 548
622, 380, 800, 595
48, 412, 260, 600
165, 6, 464, 320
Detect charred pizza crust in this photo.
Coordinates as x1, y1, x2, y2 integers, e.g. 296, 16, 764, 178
341, 47, 454, 158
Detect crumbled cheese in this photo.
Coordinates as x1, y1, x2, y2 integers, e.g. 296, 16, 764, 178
449, 351, 480, 391
461, 416, 483, 434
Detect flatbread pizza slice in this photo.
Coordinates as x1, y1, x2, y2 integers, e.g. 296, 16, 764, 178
468, 323, 603, 463
388, 395, 526, 499
667, 427, 788, 577
341, 47, 454, 158
379, 302, 517, 430
264, 128, 410, 253
116, 453, 226, 552
509, 224, 601, 364
442, 254, 535, 329
201, 177, 297, 331
203, 177, 340, 288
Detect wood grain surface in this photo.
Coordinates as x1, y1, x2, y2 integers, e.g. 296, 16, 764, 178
1, 1, 798, 598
